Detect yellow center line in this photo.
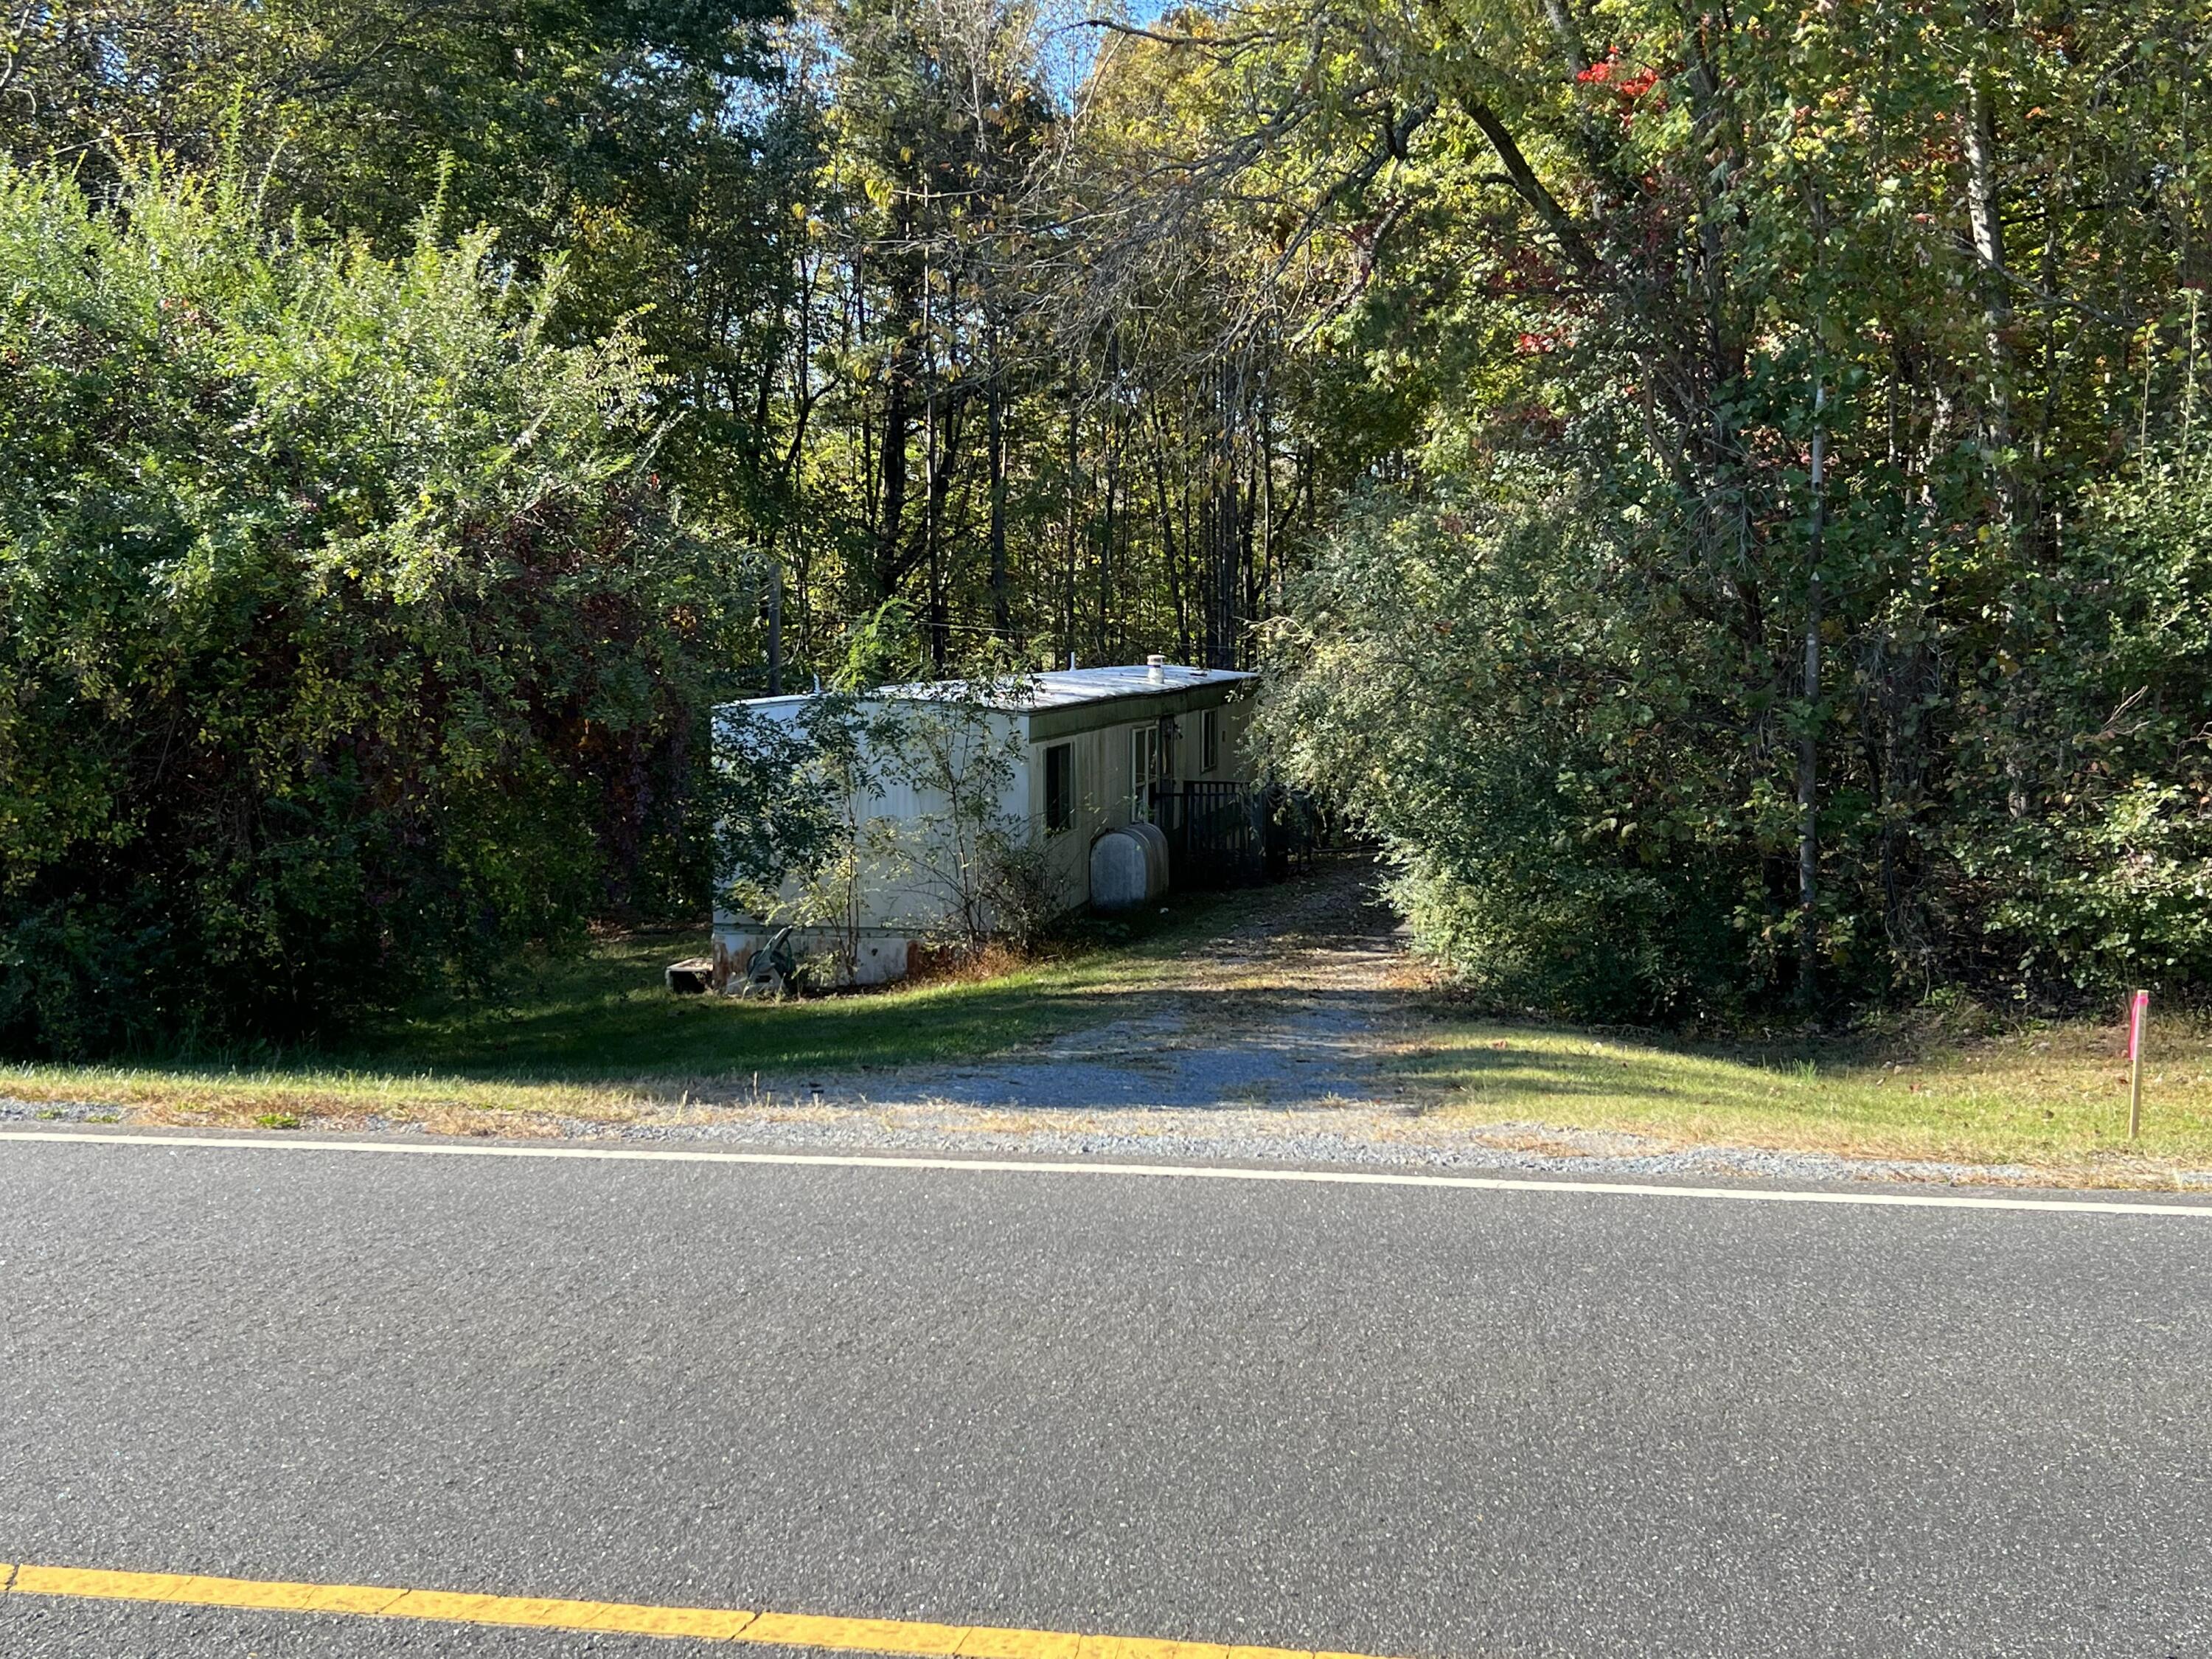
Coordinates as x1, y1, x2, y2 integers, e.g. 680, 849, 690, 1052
0, 1562, 1388, 1659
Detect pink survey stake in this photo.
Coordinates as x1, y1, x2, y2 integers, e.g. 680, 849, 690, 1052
2128, 990, 2149, 1062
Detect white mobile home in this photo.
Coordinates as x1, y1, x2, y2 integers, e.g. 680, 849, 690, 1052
714, 659, 1256, 986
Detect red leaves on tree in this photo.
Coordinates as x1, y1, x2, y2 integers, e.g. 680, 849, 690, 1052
1577, 52, 1665, 122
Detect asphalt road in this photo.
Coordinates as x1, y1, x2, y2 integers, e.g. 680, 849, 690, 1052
3, 1135, 2209, 1658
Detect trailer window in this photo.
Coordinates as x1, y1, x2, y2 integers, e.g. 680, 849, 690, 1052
1202, 709, 1220, 773
1045, 743, 1074, 834
1130, 726, 1160, 818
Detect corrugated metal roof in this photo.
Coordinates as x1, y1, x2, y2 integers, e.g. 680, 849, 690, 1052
731, 664, 1253, 714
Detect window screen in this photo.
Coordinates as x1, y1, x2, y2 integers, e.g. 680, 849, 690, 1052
1045, 743, 1074, 833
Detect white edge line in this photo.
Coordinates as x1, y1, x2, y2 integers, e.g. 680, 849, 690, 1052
0, 1128, 2207, 1217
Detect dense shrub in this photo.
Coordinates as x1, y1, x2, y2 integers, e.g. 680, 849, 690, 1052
1261, 459, 2212, 1024
0, 164, 740, 1054
1259, 479, 1760, 1023
1940, 459, 2212, 998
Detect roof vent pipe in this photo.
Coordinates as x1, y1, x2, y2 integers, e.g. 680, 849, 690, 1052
1146, 654, 1167, 684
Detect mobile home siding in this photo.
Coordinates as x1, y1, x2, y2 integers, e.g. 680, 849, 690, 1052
714, 667, 1253, 984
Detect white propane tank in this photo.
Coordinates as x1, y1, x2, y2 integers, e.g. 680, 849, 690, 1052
1089, 824, 1169, 911
1122, 818, 1171, 897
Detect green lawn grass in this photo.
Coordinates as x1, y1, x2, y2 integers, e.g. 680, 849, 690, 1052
1395, 1005, 2212, 1178
0, 891, 1259, 1125
11, 871, 2210, 1185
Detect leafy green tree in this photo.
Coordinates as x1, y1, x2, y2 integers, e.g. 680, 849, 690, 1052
2, 0, 803, 531
0, 161, 744, 1052
1246, 0, 2212, 1018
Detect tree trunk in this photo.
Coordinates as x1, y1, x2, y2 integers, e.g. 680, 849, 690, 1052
925, 379, 944, 671
877, 286, 912, 601
1796, 378, 1827, 1012
1962, 46, 2016, 516
1062, 369, 1079, 665
766, 559, 782, 695
987, 328, 1008, 640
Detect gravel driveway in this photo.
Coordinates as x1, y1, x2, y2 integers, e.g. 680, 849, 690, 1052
572, 865, 2147, 1189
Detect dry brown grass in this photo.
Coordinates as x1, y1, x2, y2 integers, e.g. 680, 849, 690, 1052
902, 939, 1047, 987
1395, 1002, 2212, 1183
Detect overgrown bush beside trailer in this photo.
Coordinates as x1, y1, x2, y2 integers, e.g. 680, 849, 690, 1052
0, 165, 745, 1054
